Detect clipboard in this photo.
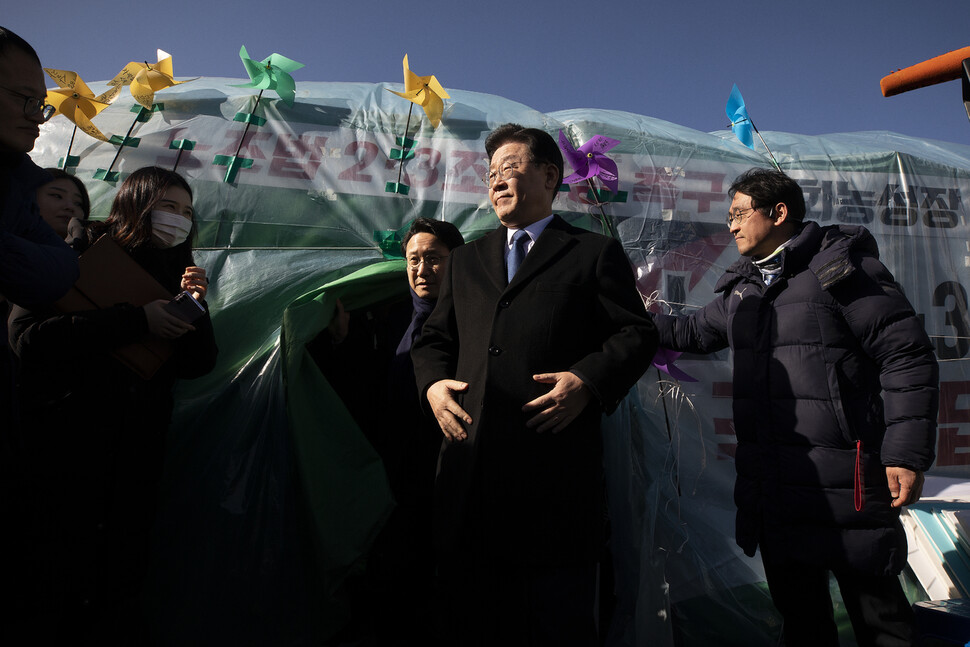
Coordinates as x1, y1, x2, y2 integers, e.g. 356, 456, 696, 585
55, 235, 174, 380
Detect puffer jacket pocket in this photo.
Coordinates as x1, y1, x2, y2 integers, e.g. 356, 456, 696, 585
826, 354, 857, 448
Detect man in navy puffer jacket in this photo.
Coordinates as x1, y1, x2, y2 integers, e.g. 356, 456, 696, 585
653, 168, 938, 647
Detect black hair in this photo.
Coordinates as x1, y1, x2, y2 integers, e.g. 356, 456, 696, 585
484, 123, 564, 193
401, 217, 465, 255
728, 168, 806, 223
0, 26, 40, 65
103, 166, 195, 250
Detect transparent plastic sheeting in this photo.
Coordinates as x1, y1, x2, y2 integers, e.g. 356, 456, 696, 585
29, 79, 970, 646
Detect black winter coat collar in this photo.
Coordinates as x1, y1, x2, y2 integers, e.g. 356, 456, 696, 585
714, 221, 881, 295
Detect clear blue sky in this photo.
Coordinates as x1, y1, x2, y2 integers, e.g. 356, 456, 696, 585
7, 0, 970, 144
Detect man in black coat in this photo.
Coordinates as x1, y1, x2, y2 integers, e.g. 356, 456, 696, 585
412, 123, 657, 646
653, 168, 938, 647
0, 26, 79, 427
0, 28, 79, 641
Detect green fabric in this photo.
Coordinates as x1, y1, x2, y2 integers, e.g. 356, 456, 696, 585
281, 259, 407, 592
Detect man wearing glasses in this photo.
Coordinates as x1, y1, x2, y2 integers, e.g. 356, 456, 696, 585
0, 24, 79, 642
412, 123, 656, 646
0, 27, 77, 305
0, 27, 77, 422
653, 168, 938, 646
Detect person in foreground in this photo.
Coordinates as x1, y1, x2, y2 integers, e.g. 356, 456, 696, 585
0, 26, 81, 641
411, 123, 657, 646
9, 166, 218, 645
652, 168, 938, 647
0, 26, 79, 429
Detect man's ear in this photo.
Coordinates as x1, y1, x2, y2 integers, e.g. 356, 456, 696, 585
772, 202, 790, 227
543, 163, 559, 191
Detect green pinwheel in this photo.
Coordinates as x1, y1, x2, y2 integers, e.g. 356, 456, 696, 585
213, 46, 304, 183
233, 45, 304, 106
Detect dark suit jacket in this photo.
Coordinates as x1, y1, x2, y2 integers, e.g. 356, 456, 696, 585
412, 215, 657, 566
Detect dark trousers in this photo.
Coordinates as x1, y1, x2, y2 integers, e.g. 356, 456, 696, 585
762, 558, 914, 647
436, 559, 598, 647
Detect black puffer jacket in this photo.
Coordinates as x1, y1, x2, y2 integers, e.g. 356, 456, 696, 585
655, 222, 938, 575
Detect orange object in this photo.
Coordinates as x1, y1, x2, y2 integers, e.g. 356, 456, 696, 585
880, 46, 970, 97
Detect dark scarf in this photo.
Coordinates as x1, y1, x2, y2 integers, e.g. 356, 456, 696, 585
386, 287, 436, 423
395, 287, 436, 360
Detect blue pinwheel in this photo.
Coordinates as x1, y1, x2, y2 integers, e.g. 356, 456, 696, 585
558, 130, 621, 194
724, 83, 781, 170
726, 83, 754, 149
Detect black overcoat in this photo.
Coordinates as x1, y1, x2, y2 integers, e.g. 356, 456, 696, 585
412, 215, 657, 566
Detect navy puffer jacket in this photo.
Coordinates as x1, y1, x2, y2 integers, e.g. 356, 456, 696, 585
655, 222, 938, 575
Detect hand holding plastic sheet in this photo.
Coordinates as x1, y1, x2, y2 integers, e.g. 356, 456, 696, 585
387, 54, 449, 128
725, 83, 754, 149
111, 50, 194, 109
233, 45, 305, 107
558, 130, 621, 194
44, 69, 118, 142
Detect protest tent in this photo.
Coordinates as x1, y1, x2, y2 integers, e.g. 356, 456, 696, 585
29, 76, 970, 645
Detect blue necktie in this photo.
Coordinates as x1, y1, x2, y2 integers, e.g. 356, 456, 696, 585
507, 230, 530, 284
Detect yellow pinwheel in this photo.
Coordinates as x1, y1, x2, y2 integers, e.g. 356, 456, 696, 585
387, 54, 449, 128
44, 69, 119, 142
111, 49, 195, 109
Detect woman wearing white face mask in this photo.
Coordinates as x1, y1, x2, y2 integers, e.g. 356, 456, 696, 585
7, 166, 218, 642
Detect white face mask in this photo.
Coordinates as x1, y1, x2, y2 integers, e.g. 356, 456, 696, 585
151, 209, 192, 248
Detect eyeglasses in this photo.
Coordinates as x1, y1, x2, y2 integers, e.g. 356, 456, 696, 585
0, 86, 55, 122
482, 160, 535, 187
406, 255, 446, 269
726, 206, 776, 228
726, 207, 760, 228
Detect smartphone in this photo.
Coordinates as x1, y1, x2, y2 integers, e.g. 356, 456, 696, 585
163, 290, 206, 323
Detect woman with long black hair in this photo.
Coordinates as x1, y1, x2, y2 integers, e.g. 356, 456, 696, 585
9, 166, 217, 644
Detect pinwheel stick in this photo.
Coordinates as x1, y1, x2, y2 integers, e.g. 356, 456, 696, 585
752, 124, 781, 172
103, 107, 148, 180
396, 102, 415, 185
61, 125, 78, 169
232, 89, 265, 160
657, 368, 673, 442
584, 177, 620, 240
735, 117, 781, 172
656, 367, 682, 497
173, 147, 185, 172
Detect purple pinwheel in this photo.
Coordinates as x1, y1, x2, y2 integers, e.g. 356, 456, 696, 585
652, 347, 698, 382
558, 130, 621, 194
